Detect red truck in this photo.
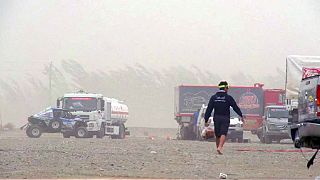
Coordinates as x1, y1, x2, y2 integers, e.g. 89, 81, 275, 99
248, 89, 285, 134
174, 83, 285, 140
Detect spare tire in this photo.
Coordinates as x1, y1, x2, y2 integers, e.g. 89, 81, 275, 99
48, 120, 62, 132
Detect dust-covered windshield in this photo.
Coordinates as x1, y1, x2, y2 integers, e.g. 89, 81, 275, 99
268, 108, 289, 118
63, 97, 97, 111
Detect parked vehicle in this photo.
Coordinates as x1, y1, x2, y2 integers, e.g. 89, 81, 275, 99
291, 68, 320, 149
196, 105, 243, 142
257, 105, 290, 144
284, 56, 320, 148
57, 90, 129, 139
23, 107, 86, 138
174, 84, 264, 140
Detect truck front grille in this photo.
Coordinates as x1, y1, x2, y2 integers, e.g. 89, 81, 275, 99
276, 124, 287, 130
79, 115, 90, 120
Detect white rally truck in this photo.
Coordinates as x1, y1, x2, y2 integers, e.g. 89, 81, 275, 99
57, 90, 129, 139
196, 104, 244, 142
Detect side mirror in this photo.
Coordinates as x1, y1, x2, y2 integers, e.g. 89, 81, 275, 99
101, 100, 105, 111
56, 98, 61, 108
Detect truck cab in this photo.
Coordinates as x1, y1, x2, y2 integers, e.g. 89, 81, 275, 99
258, 105, 290, 144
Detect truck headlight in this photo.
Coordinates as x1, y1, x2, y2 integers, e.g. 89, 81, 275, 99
88, 123, 95, 127
268, 123, 277, 130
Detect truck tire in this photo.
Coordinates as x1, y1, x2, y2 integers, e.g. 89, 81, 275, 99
238, 136, 244, 143
294, 130, 301, 148
26, 125, 42, 138
265, 135, 272, 144
96, 123, 105, 138
48, 120, 62, 132
75, 127, 88, 138
111, 124, 125, 139
180, 126, 191, 140
63, 133, 71, 138
261, 127, 268, 144
118, 124, 125, 139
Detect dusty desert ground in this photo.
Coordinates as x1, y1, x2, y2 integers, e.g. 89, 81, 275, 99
0, 128, 319, 179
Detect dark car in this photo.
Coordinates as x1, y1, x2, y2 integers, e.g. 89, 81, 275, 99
24, 107, 87, 138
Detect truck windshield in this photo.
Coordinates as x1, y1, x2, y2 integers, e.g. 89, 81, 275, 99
268, 108, 289, 118
63, 97, 97, 111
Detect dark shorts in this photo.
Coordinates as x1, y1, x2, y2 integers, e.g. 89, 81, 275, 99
214, 116, 230, 137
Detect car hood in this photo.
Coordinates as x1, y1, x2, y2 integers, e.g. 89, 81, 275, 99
230, 117, 242, 125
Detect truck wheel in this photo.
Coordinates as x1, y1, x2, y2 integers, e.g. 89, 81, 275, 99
112, 124, 125, 139
63, 133, 71, 138
265, 135, 272, 144
96, 124, 105, 138
238, 137, 244, 143
48, 120, 62, 132
118, 124, 125, 139
75, 127, 88, 138
294, 131, 301, 148
26, 125, 42, 138
180, 126, 190, 140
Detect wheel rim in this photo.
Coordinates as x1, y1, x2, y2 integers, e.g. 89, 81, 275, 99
32, 128, 40, 136
78, 129, 85, 137
51, 121, 60, 129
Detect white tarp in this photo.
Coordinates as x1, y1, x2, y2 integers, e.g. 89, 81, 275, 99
286, 55, 320, 100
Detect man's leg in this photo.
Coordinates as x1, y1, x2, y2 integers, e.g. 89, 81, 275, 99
216, 136, 220, 148
217, 135, 226, 154
217, 120, 229, 155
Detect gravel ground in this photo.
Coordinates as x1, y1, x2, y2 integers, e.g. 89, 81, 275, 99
0, 128, 319, 179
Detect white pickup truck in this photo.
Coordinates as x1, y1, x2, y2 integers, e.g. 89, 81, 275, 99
196, 104, 243, 142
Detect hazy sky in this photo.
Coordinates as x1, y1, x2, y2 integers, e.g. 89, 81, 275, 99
1, 0, 320, 80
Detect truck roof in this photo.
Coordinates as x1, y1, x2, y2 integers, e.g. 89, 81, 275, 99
286, 55, 320, 100
63, 93, 103, 98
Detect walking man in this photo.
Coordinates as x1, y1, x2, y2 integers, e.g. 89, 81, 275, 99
204, 81, 244, 155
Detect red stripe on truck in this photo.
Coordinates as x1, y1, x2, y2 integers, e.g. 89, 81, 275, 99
112, 111, 129, 115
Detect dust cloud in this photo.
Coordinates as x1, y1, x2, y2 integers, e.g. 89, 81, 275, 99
0, 0, 320, 128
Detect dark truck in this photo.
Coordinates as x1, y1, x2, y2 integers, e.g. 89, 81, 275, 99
21, 107, 87, 138
174, 84, 264, 140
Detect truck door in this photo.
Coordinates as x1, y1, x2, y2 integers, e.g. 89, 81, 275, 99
105, 102, 111, 121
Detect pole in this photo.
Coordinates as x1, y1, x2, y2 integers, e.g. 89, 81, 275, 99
49, 61, 53, 106
0, 99, 2, 130
0, 109, 2, 130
